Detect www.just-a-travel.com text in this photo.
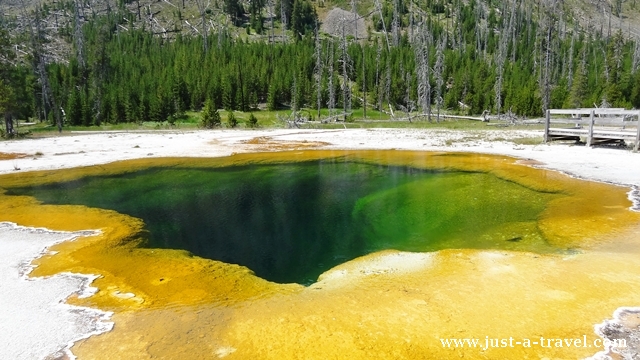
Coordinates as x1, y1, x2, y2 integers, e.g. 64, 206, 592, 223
440, 336, 626, 351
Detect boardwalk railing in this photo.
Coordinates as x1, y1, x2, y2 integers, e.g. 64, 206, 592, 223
544, 108, 640, 152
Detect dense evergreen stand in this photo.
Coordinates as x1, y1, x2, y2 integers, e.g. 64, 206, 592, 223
1, 0, 640, 130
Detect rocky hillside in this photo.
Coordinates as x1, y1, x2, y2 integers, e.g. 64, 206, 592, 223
2, 0, 640, 63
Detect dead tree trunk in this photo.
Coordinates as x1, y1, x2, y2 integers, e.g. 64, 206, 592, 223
268, 0, 275, 44
373, 0, 390, 51
195, 0, 208, 52
385, 54, 391, 114
434, 34, 445, 123
74, 0, 86, 69
511, 1, 519, 62
340, 18, 352, 122
495, 0, 515, 119
328, 41, 335, 117
362, 45, 366, 119
314, 22, 323, 119
281, 0, 288, 43
566, 29, 576, 90
375, 40, 382, 110
291, 76, 297, 119
23, 2, 63, 132
351, 0, 357, 40
632, 38, 640, 74
4, 112, 14, 137
475, 3, 484, 57
540, 2, 556, 115
391, 0, 399, 47
413, 23, 432, 121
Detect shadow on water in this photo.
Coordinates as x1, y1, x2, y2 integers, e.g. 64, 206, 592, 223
7, 159, 559, 285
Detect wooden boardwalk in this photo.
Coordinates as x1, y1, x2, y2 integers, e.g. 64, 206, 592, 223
544, 108, 640, 152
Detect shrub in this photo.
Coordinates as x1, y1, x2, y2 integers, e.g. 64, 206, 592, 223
201, 99, 221, 128
227, 111, 238, 128
247, 113, 258, 128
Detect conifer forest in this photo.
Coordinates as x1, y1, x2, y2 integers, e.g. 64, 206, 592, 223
1, 0, 640, 129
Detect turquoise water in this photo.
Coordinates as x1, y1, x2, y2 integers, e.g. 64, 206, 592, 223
8, 160, 558, 284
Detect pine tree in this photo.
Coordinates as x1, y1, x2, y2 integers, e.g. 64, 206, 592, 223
267, 81, 278, 110
0, 25, 17, 136
630, 71, 640, 108
81, 92, 93, 126
291, 0, 317, 39
111, 95, 124, 124
567, 61, 587, 108
67, 90, 82, 126
227, 110, 237, 127
247, 113, 258, 127
605, 31, 624, 106
201, 99, 221, 128
277, 0, 294, 28
148, 93, 163, 123
0, 79, 15, 137
227, 110, 238, 127
172, 76, 188, 116
223, 75, 236, 111
250, 0, 265, 34
224, 0, 244, 26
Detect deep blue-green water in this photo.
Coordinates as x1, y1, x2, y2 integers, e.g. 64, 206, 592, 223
8, 160, 558, 284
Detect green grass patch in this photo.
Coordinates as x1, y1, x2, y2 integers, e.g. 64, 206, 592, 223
512, 136, 544, 145
8, 108, 546, 136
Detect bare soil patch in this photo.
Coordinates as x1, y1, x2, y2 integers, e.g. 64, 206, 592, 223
241, 136, 331, 151
0, 152, 28, 160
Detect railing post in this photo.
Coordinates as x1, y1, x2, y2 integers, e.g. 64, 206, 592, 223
586, 110, 595, 147
544, 109, 550, 143
635, 110, 640, 152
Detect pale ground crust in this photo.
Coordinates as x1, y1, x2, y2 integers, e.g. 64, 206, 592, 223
0, 222, 112, 360
1, 128, 640, 359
